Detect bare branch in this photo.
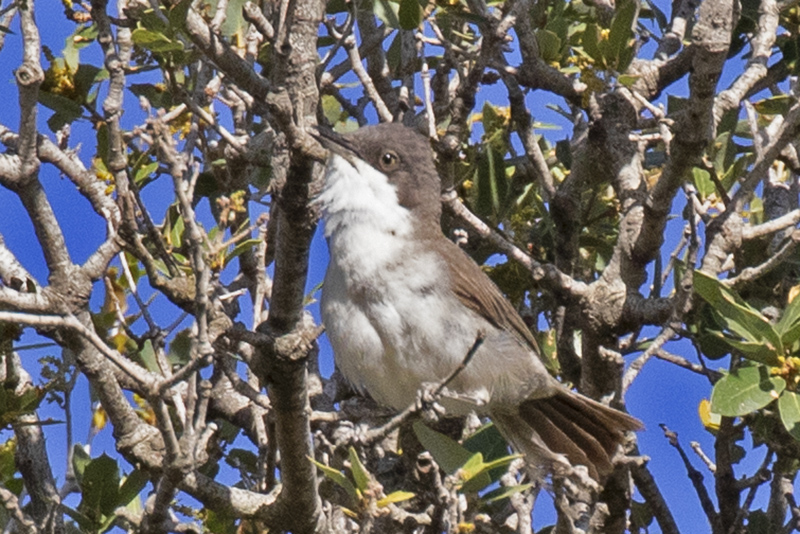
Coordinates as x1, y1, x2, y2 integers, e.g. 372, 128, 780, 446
661, 424, 719, 530
341, 34, 392, 123
442, 189, 587, 297
631, 463, 681, 534
0, 311, 158, 389
713, 0, 779, 127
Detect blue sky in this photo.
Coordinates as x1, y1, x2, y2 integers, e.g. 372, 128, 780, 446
0, 4, 777, 532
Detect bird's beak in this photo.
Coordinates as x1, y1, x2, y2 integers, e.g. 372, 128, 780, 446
311, 128, 360, 168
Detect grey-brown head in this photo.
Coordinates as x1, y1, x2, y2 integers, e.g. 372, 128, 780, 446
315, 123, 442, 225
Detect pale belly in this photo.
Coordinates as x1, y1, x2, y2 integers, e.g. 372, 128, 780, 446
321, 255, 556, 413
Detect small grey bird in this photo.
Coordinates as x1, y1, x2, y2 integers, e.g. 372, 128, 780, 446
315, 123, 641, 480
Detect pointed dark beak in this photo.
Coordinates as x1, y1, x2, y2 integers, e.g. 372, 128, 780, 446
311, 128, 360, 167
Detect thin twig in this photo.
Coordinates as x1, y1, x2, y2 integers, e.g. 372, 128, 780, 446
660, 424, 719, 527
726, 230, 800, 288
0, 311, 157, 389
341, 34, 392, 123
622, 325, 679, 393
655, 348, 721, 382
243, 1, 275, 41
730, 449, 773, 534
690, 441, 717, 472
442, 190, 585, 297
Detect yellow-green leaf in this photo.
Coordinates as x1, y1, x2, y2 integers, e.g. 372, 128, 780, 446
348, 447, 371, 493
309, 457, 358, 500
376, 490, 415, 508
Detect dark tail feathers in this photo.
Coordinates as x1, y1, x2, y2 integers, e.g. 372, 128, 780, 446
493, 390, 642, 481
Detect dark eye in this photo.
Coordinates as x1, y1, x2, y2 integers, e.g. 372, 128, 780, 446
379, 150, 399, 171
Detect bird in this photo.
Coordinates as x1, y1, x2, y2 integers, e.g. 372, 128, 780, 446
314, 122, 641, 481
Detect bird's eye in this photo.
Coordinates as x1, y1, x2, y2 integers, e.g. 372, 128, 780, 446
379, 150, 399, 171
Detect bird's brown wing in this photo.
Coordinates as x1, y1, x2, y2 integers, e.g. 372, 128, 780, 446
435, 237, 541, 355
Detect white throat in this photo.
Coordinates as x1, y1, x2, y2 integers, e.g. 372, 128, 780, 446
316, 153, 411, 240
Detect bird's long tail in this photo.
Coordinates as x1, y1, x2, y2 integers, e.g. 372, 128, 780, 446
491, 390, 642, 481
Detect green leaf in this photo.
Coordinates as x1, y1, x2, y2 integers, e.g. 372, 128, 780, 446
128, 83, 173, 110
374, 0, 401, 29
780, 321, 800, 348
4, 478, 22, 496
168, 206, 185, 249
463, 423, 508, 463
0, 386, 9, 417
694, 271, 783, 361
643, 0, 667, 30
61, 504, 98, 532
78, 453, 121, 520
667, 95, 687, 114
304, 280, 323, 306
555, 140, 572, 170
139, 8, 169, 33
719, 154, 750, 194
0, 439, 16, 483
348, 447, 371, 493
134, 161, 159, 185
710, 366, 785, 417
714, 334, 782, 366
777, 293, 800, 340
617, 74, 640, 87
38, 92, 83, 129
168, 0, 192, 31
629, 499, 655, 530
692, 167, 715, 200
779, 391, 800, 440
133, 340, 160, 373
322, 94, 346, 125
168, 329, 193, 366
326, 0, 349, 13
221, 0, 249, 39
461, 453, 522, 493
117, 469, 148, 508
10, 387, 44, 417
536, 29, 562, 63
96, 122, 109, 168
225, 448, 258, 473
481, 483, 533, 503
309, 457, 358, 501
474, 146, 507, 220
607, 0, 638, 70
460, 452, 484, 480
413, 421, 473, 475
398, 0, 421, 30
711, 131, 736, 176
581, 24, 604, 66
204, 509, 237, 534
131, 29, 184, 53
224, 239, 262, 268
376, 490, 415, 507
481, 102, 506, 143
72, 444, 92, 485
753, 94, 793, 116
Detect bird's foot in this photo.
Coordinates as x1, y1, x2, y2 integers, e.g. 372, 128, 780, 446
332, 420, 373, 448
416, 383, 447, 422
